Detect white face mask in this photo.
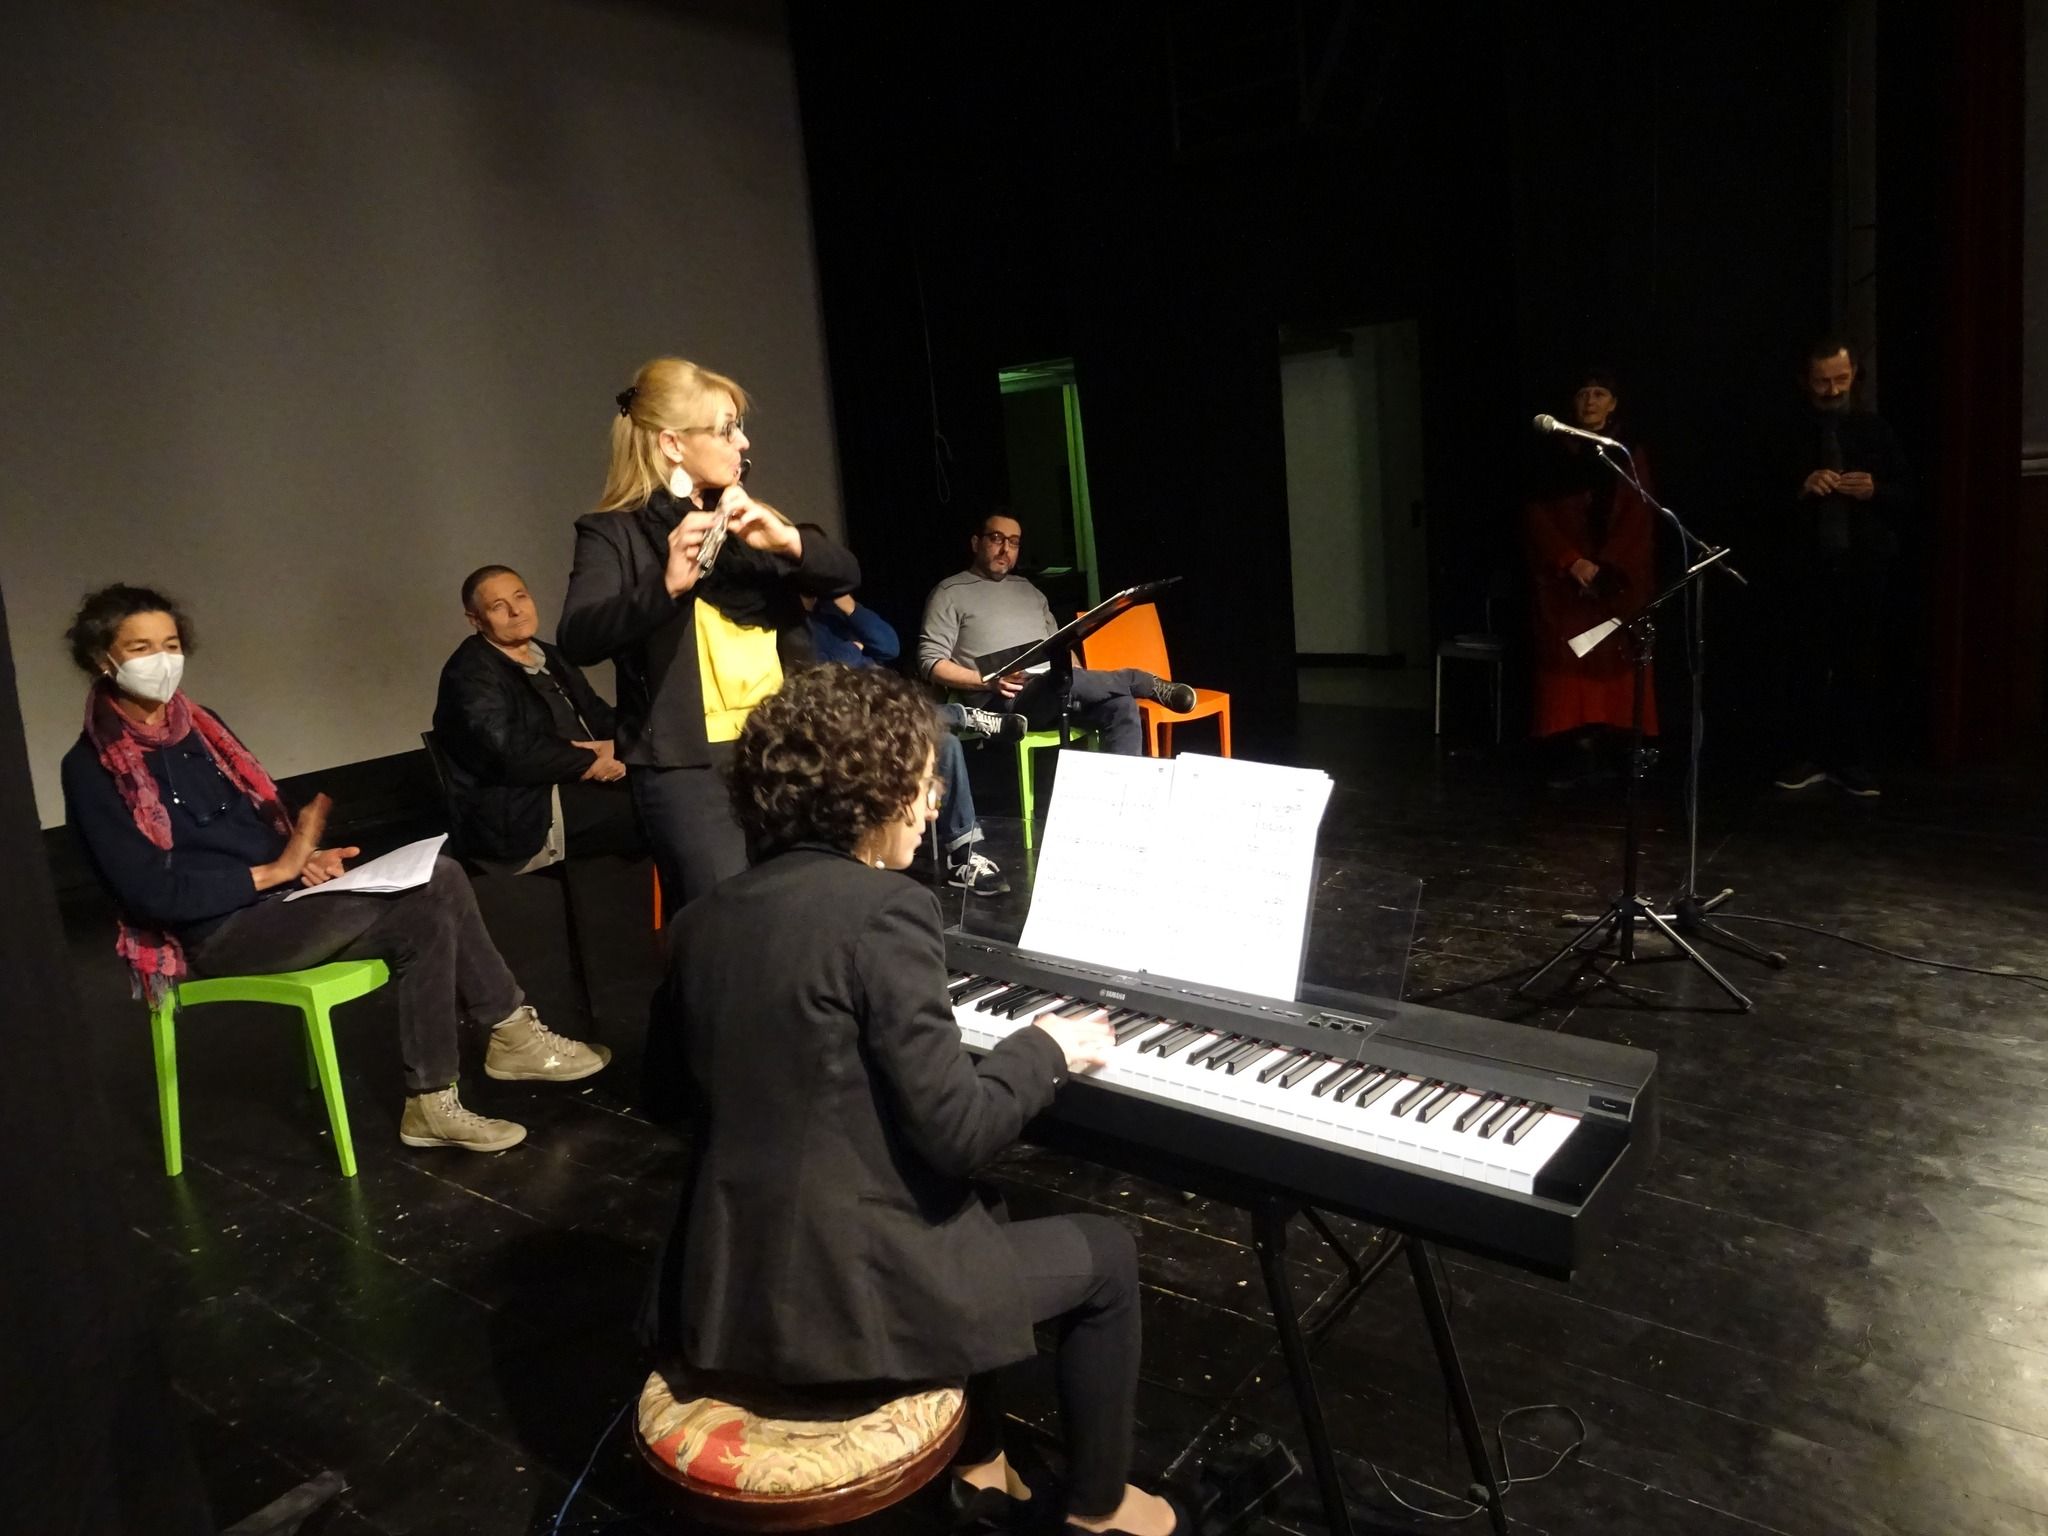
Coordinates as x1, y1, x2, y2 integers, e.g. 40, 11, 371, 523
111, 650, 184, 704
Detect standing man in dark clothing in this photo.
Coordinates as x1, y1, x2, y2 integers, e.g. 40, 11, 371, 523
434, 565, 645, 872
1771, 338, 1912, 798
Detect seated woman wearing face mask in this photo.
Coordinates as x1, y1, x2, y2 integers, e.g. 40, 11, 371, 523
58, 583, 610, 1154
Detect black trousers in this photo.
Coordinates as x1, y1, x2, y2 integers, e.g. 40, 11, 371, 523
628, 758, 748, 1116
1003, 668, 1159, 756
185, 855, 521, 1093
1786, 554, 1892, 768
959, 1214, 1141, 1516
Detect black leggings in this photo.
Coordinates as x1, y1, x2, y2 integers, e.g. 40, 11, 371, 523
959, 1214, 1141, 1517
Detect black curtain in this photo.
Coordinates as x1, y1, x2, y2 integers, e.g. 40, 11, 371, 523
0, 582, 213, 1536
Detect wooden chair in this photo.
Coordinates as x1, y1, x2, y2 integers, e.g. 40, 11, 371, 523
1078, 602, 1232, 758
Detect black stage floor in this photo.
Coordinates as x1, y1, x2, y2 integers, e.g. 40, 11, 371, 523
66, 708, 2048, 1536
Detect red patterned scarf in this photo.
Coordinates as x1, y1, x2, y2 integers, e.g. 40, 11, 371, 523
84, 679, 292, 1003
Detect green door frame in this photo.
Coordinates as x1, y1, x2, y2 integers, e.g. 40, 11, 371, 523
998, 359, 1101, 607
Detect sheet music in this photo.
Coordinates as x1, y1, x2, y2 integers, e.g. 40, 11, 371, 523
1017, 751, 1332, 999
1147, 755, 1334, 998
283, 834, 447, 901
1568, 618, 1620, 658
1017, 753, 1176, 968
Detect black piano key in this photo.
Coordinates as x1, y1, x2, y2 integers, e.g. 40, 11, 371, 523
1504, 1104, 1551, 1145
1186, 1033, 1240, 1066
1454, 1094, 1501, 1133
1052, 998, 1099, 1019
1103, 1008, 1144, 1026
974, 984, 1032, 1013
1156, 1029, 1209, 1059
1112, 1016, 1158, 1045
1391, 1079, 1440, 1117
1352, 1072, 1402, 1110
1417, 1085, 1463, 1123
1277, 1055, 1326, 1089
1333, 1066, 1382, 1103
1214, 1039, 1267, 1071
1000, 989, 1058, 1019
1139, 1024, 1194, 1055
1223, 1044, 1276, 1075
954, 979, 1005, 1005
1312, 1062, 1363, 1098
1256, 1049, 1304, 1084
1478, 1099, 1524, 1138
946, 973, 978, 995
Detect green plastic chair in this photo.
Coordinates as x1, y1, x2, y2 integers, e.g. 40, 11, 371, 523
148, 959, 389, 1178
1016, 726, 1100, 849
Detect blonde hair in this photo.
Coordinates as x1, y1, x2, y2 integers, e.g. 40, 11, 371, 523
596, 357, 752, 513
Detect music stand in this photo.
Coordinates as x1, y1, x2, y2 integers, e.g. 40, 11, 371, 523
1516, 547, 1759, 1012
974, 577, 1183, 745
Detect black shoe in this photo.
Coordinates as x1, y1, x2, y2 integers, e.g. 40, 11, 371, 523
947, 851, 1012, 896
949, 1478, 1040, 1534
1833, 765, 1881, 798
1772, 760, 1826, 791
1064, 1494, 1190, 1536
1147, 678, 1197, 714
957, 705, 1029, 743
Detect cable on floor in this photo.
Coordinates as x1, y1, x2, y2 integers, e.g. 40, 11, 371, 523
548, 1395, 635, 1535
1714, 913, 2048, 987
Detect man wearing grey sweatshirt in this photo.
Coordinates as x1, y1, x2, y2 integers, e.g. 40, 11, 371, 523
918, 511, 1193, 755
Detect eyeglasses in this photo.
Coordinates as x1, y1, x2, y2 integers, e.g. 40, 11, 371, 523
977, 531, 1022, 549
923, 774, 946, 811
671, 418, 746, 443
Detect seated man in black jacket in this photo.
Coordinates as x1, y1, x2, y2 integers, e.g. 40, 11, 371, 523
433, 565, 645, 874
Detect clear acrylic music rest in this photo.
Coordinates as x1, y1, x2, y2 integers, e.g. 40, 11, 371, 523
944, 815, 1421, 1005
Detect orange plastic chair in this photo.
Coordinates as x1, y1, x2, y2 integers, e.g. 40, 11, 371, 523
1078, 603, 1231, 758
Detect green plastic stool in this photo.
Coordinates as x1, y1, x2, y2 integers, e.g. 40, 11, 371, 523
1016, 726, 1100, 849
148, 959, 389, 1178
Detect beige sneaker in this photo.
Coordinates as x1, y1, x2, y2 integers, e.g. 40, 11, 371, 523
484, 1006, 612, 1083
399, 1086, 527, 1153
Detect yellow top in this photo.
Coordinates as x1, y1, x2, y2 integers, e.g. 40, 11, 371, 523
695, 599, 783, 742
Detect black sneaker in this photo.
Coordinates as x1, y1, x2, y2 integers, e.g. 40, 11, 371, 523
1148, 677, 1197, 714
1772, 761, 1826, 791
946, 850, 1012, 896
956, 705, 1028, 743
1833, 765, 1881, 798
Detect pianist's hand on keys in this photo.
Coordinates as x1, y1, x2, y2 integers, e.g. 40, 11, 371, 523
1032, 1012, 1115, 1073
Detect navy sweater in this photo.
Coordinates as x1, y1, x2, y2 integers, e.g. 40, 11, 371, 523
61, 713, 286, 942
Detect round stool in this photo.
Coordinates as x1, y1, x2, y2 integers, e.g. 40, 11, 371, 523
634, 1370, 967, 1530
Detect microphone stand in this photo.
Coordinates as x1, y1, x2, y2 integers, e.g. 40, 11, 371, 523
1584, 446, 1787, 976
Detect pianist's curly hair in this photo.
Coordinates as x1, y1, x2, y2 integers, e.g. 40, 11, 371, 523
730, 664, 939, 863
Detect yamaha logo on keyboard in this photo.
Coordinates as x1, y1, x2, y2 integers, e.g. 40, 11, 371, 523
1101, 989, 1127, 1001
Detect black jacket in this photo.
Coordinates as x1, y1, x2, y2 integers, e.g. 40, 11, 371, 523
431, 634, 615, 865
557, 490, 861, 768
1778, 406, 1913, 562
645, 846, 1069, 1385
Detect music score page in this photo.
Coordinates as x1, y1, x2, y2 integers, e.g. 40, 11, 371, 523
1018, 752, 1333, 999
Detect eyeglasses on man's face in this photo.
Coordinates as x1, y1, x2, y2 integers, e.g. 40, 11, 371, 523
977, 531, 1022, 549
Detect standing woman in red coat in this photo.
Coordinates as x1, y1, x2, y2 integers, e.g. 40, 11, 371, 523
1523, 369, 1660, 786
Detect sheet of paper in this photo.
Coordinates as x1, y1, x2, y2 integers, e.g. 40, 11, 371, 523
1568, 618, 1620, 658
1017, 753, 1176, 969
1145, 754, 1334, 999
283, 834, 447, 901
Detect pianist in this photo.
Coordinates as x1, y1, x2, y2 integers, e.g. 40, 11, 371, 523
643, 663, 1184, 1536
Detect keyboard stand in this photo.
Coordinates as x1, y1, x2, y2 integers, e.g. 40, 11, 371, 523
1253, 1201, 1509, 1536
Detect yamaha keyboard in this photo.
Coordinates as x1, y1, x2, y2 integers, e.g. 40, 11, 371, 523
946, 930, 1658, 1281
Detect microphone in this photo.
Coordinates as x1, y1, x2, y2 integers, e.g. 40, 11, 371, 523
1533, 413, 1624, 451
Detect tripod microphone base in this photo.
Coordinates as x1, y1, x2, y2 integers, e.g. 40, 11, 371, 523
1670, 888, 1788, 968
1520, 894, 1756, 1011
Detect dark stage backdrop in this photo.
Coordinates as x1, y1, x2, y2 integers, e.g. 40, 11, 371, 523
2, 0, 841, 828
790, 4, 1842, 756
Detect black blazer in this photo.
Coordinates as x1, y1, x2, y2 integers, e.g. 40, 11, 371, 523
557, 490, 860, 769
431, 634, 615, 865
645, 846, 1069, 1385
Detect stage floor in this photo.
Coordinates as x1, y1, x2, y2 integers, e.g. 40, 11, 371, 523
67, 708, 2048, 1536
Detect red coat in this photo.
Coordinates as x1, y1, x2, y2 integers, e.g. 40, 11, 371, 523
1523, 444, 1659, 737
